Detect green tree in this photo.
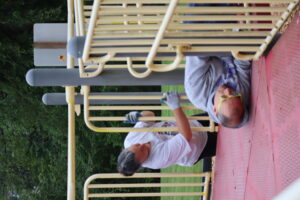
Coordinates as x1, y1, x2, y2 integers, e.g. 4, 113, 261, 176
0, 1, 160, 199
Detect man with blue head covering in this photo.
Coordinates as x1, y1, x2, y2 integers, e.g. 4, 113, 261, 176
184, 55, 251, 128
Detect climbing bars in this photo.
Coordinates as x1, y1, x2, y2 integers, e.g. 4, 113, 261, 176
72, 0, 299, 78
82, 86, 217, 133
84, 172, 211, 199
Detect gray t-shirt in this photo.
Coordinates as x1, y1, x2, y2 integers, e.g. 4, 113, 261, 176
184, 56, 251, 127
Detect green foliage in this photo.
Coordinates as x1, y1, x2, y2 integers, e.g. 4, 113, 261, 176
0, 1, 68, 199
0, 1, 163, 199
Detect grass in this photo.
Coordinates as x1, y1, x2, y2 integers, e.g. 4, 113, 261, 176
160, 85, 204, 200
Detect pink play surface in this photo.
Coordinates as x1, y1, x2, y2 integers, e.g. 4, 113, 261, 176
212, 11, 300, 200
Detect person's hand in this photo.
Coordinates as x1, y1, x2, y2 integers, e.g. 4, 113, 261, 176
160, 91, 181, 110
124, 111, 142, 124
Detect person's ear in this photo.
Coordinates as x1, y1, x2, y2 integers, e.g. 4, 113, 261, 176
213, 106, 218, 115
224, 87, 230, 95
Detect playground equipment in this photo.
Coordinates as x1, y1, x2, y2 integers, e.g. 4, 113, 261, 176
26, 61, 217, 200
26, 0, 300, 199
84, 172, 211, 199
69, 0, 300, 78
81, 87, 217, 133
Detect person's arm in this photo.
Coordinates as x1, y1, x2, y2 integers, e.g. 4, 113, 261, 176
185, 56, 211, 80
184, 56, 222, 111
172, 107, 192, 142
233, 59, 251, 105
140, 111, 155, 117
140, 111, 155, 123
124, 111, 155, 124
234, 59, 251, 83
161, 91, 192, 142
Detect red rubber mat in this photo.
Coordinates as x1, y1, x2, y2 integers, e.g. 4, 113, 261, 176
212, 11, 300, 200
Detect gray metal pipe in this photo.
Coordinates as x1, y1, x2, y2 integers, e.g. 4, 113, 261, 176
42, 92, 190, 105
26, 68, 184, 86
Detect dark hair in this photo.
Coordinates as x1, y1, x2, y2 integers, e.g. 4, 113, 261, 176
117, 149, 141, 176
218, 107, 244, 128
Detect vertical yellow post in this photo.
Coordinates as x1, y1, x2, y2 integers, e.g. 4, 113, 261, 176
67, 0, 76, 200
67, 87, 76, 200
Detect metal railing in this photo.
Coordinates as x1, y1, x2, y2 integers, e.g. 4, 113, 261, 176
84, 172, 211, 200
82, 86, 218, 133
34, 1, 300, 200
71, 0, 299, 78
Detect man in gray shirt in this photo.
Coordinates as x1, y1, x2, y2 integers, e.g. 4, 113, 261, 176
184, 56, 251, 128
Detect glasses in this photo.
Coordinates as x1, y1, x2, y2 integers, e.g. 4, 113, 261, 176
217, 92, 242, 113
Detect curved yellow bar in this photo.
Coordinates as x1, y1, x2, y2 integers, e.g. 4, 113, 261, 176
148, 45, 184, 72
80, 52, 116, 78
231, 51, 255, 61
127, 57, 152, 78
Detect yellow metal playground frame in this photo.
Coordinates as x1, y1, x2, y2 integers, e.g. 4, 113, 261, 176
64, 0, 300, 200
67, 2, 215, 198
82, 86, 217, 133
73, 0, 299, 78
84, 172, 211, 199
